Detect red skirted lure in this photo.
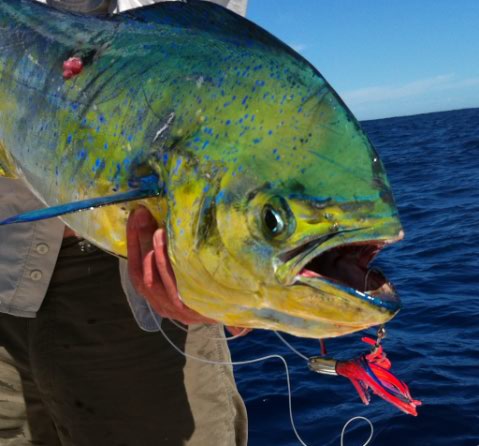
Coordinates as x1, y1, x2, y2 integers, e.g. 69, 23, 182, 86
309, 337, 421, 416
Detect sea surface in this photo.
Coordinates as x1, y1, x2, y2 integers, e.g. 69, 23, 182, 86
230, 108, 479, 446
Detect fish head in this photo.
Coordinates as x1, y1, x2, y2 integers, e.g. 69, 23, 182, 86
163, 80, 403, 339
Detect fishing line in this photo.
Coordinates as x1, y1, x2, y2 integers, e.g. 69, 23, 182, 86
274, 331, 309, 361
340, 417, 374, 446
146, 301, 373, 446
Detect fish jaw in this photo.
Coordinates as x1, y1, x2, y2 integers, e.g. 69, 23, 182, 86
270, 225, 404, 338
218, 220, 404, 339
172, 262, 401, 340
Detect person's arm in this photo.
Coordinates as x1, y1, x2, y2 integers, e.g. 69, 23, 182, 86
0, 178, 64, 318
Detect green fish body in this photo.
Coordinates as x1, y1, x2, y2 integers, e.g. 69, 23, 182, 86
0, 0, 404, 338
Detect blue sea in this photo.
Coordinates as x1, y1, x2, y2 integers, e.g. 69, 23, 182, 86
230, 108, 479, 446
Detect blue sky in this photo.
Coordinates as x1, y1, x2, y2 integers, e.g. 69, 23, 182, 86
247, 0, 479, 120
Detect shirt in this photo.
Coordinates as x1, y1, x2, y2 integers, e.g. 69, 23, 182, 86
42, 0, 248, 16
113, 0, 247, 16
0, 177, 164, 330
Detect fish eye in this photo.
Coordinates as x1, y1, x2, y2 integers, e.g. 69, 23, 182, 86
263, 205, 285, 236
260, 197, 295, 241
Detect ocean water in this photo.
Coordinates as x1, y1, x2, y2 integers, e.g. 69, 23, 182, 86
230, 108, 479, 446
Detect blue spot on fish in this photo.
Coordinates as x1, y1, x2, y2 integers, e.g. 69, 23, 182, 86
172, 158, 182, 174
92, 158, 105, 173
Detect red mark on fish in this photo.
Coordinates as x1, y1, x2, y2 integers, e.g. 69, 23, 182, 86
63, 57, 83, 79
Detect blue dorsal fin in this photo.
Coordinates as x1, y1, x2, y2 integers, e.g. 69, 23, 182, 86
120, 0, 306, 66
0, 175, 162, 226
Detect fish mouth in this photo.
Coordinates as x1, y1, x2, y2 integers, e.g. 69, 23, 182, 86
279, 229, 403, 313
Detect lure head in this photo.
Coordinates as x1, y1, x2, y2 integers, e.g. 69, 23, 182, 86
163, 66, 403, 339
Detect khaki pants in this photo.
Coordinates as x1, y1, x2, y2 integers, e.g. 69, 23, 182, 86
0, 347, 30, 445
0, 238, 247, 446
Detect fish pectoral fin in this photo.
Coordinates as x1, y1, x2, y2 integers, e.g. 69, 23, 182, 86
0, 182, 162, 225
0, 141, 17, 178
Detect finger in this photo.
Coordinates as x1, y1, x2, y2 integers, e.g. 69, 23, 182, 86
226, 326, 252, 337
141, 251, 206, 323
140, 251, 187, 322
127, 209, 145, 290
143, 250, 165, 292
150, 300, 212, 325
134, 206, 158, 258
152, 228, 217, 325
175, 306, 217, 325
152, 228, 178, 302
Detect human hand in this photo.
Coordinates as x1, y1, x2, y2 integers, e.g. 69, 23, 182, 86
127, 206, 216, 325
127, 207, 251, 338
